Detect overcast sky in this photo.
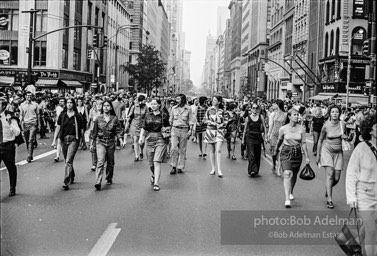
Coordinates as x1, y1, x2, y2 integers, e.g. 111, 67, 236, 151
182, 0, 229, 87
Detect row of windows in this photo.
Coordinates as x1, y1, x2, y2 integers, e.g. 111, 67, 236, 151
326, 0, 341, 24
0, 40, 46, 67
270, 28, 283, 45
0, 9, 18, 31
324, 27, 366, 58
271, 6, 284, 27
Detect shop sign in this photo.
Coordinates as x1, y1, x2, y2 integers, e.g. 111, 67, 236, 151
0, 50, 10, 60
323, 85, 335, 90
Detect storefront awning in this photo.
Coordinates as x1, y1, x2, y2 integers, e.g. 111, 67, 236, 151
0, 76, 14, 87
309, 95, 332, 101
35, 79, 58, 87
61, 80, 82, 87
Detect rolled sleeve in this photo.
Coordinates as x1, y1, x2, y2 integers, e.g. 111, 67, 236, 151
346, 146, 360, 205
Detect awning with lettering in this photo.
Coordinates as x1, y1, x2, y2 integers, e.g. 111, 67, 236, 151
35, 79, 58, 87
61, 80, 82, 87
309, 95, 332, 101
0, 76, 14, 87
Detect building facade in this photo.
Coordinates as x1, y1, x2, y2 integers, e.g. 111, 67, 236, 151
107, 0, 131, 91
317, 0, 371, 104
0, 0, 108, 92
228, 0, 242, 98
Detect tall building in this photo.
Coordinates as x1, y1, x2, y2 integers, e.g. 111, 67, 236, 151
0, 0, 108, 92
201, 33, 216, 87
291, 0, 311, 101
266, 0, 286, 100
182, 49, 191, 82
107, 0, 131, 91
217, 6, 229, 37
307, 0, 325, 96
223, 19, 232, 97
317, 0, 371, 104
241, 0, 270, 99
228, 0, 242, 98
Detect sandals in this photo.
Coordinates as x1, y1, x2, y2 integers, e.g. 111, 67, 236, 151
153, 185, 160, 191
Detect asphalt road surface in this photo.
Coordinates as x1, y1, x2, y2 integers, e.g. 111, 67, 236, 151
1, 132, 354, 256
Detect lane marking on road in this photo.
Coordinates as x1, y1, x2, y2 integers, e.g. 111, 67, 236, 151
262, 154, 273, 166
88, 223, 121, 256
0, 149, 57, 171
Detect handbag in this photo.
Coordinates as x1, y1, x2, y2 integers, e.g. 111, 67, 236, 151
299, 163, 316, 180
161, 113, 171, 139
335, 208, 362, 256
340, 121, 352, 151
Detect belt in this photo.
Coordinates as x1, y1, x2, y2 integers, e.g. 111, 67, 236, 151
0, 141, 15, 146
98, 135, 113, 140
173, 126, 188, 129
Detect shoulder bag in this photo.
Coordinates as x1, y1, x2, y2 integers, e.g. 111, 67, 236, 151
340, 121, 352, 151
334, 208, 362, 256
365, 140, 377, 160
161, 112, 171, 139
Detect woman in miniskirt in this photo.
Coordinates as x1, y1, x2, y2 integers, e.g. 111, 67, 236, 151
139, 99, 170, 191
274, 108, 310, 208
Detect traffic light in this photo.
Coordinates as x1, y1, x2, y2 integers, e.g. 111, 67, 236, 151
87, 49, 93, 59
363, 86, 370, 96
93, 34, 99, 47
362, 40, 369, 56
103, 35, 108, 47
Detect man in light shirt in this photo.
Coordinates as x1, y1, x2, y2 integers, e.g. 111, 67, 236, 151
0, 97, 21, 196
19, 91, 40, 163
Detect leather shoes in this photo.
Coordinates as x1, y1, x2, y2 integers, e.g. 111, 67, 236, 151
9, 189, 16, 197
177, 169, 183, 174
170, 168, 177, 175
27, 156, 32, 163
62, 184, 69, 190
94, 184, 101, 190
106, 180, 112, 185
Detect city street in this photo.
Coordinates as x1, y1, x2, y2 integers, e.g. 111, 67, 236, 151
1, 132, 353, 256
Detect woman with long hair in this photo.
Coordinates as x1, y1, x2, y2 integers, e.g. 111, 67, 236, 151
310, 106, 325, 156
274, 108, 310, 208
346, 113, 377, 256
76, 97, 89, 150
126, 95, 147, 162
267, 100, 287, 175
90, 100, 124, 190
139, 99, 170, 191
194, 96, 208, 158
52, 98, 84, 190
317, 105, 347, 209
242, 102, 266, 177
203, 96, 228, 178
87, 99, 103, 171
225, 102, 239, 160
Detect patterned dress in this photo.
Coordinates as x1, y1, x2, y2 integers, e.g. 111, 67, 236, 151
129, 105, 147, 137
270, 111, 287, 147
203, 106, 228, 144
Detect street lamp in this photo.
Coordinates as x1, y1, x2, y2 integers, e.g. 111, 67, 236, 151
346, 29, 364, 107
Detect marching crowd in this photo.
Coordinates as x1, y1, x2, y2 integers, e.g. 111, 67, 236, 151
0, 88, 376, 254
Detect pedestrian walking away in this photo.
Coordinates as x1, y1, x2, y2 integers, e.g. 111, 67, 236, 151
139, 99, 170, 191
52, 98, 84, 190
90, 100, 124, 191
169, 94, 194, 174
274, 107, 310, 208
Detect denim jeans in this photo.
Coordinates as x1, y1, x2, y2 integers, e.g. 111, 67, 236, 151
90, 139, 97, 167
95, 143, 115, 184
0, 142, 17, 190
23, 122, 37, 157
169, 127, 189, 170
62, 136, 79, 185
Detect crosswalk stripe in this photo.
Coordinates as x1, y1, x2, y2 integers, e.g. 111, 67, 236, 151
88, 223, 121, 256
0, 149, 57, 171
